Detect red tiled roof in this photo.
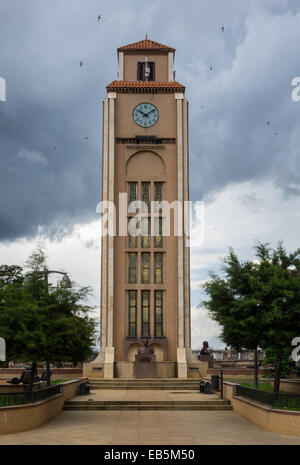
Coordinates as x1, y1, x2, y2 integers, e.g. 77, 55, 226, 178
106, 80, 185, 93
118, 39, 175, 53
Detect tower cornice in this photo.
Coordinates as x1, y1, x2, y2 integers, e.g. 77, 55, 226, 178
106, 80, 185, 94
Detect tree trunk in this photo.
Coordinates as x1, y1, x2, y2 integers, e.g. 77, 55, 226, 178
46, 360, 51, 387
273, 352, 282, 394
254, 348, 259, 390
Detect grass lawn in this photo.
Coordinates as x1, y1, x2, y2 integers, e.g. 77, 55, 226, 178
51, 379, 67, 384
240, 382, 273, 392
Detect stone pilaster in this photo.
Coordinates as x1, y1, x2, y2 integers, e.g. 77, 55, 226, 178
94, 93, 116, 377
183, 97, 191, 349
168, 52, 174, 81
118, 52, 124, 80
175, 93, 187, 378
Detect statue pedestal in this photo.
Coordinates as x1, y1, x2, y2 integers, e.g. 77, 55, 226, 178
134, 353, 157, 378
199, 354, 214, 368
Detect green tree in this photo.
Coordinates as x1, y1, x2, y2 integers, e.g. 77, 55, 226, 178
0, 265, 23, 287
253, 242, 300, 393
202, 250, 264, 389
202, 242, 300, 393
0, 246, 96, 389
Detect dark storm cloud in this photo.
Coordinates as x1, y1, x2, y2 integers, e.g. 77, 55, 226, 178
0, 0, 300, 241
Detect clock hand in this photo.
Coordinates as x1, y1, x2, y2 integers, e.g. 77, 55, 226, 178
145, 109, 155, 115
138, 109, 148, 117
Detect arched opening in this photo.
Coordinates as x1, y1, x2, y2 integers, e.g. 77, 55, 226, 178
126, 150, 166, 178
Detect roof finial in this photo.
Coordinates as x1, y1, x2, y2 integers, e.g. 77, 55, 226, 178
145, 31, 148, 39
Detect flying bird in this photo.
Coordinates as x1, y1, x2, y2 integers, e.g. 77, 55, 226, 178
83, 137, 89, 140
80, 60, 83, 67
221, 25, 224, 32
209, 66, 213, 70
267, 121, 270, 126
274, 132, 278, 136
98, 15, 101, 22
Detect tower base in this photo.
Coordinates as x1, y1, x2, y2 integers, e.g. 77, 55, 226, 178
84, 359, 207, 379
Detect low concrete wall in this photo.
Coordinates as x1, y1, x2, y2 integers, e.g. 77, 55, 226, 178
223, 381, 300, 436
188, 362, 208, 378
0, 378, 86, 435
0, 394, 64, 434
270, 379, 300, 395
60, 378, 87, 401
232, 396, 300, 437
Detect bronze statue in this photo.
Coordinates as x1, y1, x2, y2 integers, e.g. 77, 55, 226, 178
200, 341, 210, 355
137, 339, 154, 354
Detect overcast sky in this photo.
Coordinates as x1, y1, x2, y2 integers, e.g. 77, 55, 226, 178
1, 0, 300, 349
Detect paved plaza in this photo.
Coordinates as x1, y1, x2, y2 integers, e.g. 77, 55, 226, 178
0, 389, 299, 445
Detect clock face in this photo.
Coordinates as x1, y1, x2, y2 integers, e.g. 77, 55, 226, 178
133, 103, 159, 128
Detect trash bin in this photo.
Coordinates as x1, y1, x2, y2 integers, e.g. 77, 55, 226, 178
79, 382, 87, 395
204, 382, 211, 394
211, 375, 219, 390
199, 380, 205, 393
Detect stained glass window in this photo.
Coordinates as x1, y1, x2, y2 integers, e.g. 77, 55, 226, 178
154, 217, 163, 248
141, 217, 150, 248
141, 182, 150, 213
154, 253, 163, 284
154, 182, 163, 213
129, 182, 137, 205
155, 291, 163, 337
142, 290, 150, 338
128, 290, 137, 337
141, 252, 151, 284
128, 218, 138, 248
128, 253, 137, 284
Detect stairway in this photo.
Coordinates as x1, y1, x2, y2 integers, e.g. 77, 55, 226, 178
64, 399, 232, 411
88, 378, 202, 390
63, 378, 232, 411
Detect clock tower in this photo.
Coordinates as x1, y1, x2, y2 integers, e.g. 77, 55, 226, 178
87, 38, 206, 379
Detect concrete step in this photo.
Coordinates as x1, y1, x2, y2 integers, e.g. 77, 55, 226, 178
64, 401, 232, 411
63, 406, 232, 411
65, 399, 231, 406
64, 405, 233, 411
88, 379, 202, 390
